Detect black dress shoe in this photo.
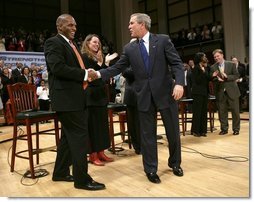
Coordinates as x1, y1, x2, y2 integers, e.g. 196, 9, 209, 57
52, 175, 74, 182
146, 172, 161, 184
200, 133, 207, 137
171, 166, 184, 177
193, 132, 200, 137
74, 180, 106, 191
219, 130, 228, 135
135, 149, 141, 155
233, 131, 239, 135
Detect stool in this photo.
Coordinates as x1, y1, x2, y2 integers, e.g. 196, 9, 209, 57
107, 103, 131, 154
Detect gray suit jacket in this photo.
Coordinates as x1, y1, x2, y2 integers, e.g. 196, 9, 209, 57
99, 33, 184, 111
210, 61, 240, 101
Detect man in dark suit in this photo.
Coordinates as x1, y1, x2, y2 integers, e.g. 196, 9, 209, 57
231, 56, 247, 113
12, 62, 23, 83
210, 49, 240, 135
44, 14, 105, 191
122, 66, 141, 154
89, 13, 184, 184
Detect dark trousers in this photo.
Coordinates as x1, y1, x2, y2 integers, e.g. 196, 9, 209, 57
217, 92, 240, 132
191, 94, 208, 134
53, 110, 92, 185
139, 98, 181, 174
39, 99, 50, 111
126, 105, 141, 151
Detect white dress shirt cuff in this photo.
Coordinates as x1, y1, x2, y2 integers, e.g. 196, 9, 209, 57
84, 69, 88, 81
97, 71, 101, 78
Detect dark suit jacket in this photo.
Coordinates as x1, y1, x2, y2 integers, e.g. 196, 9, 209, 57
237, 62, 247, 94
210, 61, 240, 101
44, 34, 86, 111
12, 68, 22, 83
17, 75, 29, 83
122, 67, 137, 106
99, 34, 184, 112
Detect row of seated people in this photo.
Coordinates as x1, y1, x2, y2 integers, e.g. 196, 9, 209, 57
0, 27, 114, 55
170, 21, 223, 47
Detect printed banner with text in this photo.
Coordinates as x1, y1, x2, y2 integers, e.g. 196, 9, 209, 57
0, 51, 46, 69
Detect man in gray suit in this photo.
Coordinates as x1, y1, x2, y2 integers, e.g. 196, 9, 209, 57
89, 13, 184, 184
210, 49, 240, 135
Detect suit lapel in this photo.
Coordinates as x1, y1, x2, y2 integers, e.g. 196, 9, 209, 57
57, 34, 80, 67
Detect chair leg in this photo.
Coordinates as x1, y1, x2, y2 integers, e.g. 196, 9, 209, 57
36, 122, 39, 165
125, 112, 132, 149
119, 113, 126, 141
108, 109, 115, 154
10, 124, 18, 172
127, 131, 132, 149
54, 118, 60, 145
26, 122, 35, 179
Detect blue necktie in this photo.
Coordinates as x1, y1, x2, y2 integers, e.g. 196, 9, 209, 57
139, 39, 149, 72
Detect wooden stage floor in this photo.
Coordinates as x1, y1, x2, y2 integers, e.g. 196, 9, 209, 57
0, 112, 250, 198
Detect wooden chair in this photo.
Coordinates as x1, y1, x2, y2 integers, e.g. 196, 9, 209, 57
107, 102, 131, 154
7, 83, 59, 179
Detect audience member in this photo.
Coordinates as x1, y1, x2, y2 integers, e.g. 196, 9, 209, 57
31, 69, 41, 87
7, 41, 16, 51
210, 49, 240, 135
0, 66, 14, 120
12, 62, 23, 83
17, 66, 32, 84
0, 60, 5, 76
0, 34, 6, 51
36, 79, 50, 111
122, 66, 141, 154
187, 28, 196, 43
191, 52, 210, 137
201, 25, 211, 41
16, 38, 26, 51
113, 73, 121, 96
183, 63, 192, 98
211, 21, 223, 39
195, 25, 202, 42
231, 56, 247, 112
80, 34, 117, 166
188, 59, 195, 71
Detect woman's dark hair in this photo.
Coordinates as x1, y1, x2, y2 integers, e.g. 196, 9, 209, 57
39, 79, 45, 85
21, 66, 30, 74
193, 52, 206, 65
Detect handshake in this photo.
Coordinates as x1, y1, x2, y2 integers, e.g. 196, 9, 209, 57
87, 68, 99, 82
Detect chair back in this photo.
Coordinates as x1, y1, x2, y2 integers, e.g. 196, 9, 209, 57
7, 83, 39, 117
